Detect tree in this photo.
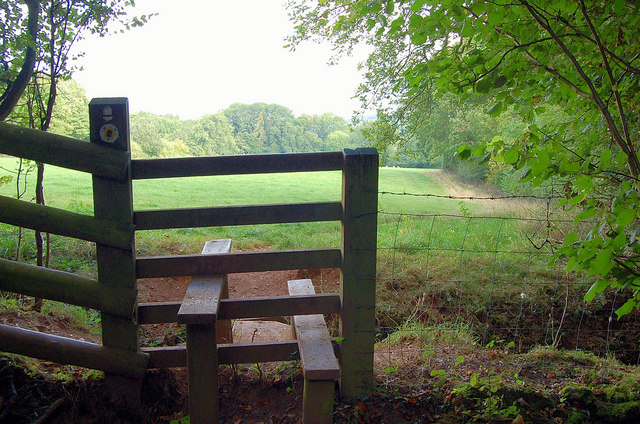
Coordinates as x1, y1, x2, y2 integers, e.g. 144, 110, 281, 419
288, 1, 640, 316
3, 0, 148, 310
49, 79, 90, 140
0, 0, 39, 120
187, 113, 239, 156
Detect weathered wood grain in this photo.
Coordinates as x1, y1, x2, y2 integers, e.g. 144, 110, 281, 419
134, 202, 342, 230
138, 293, 340, 324
0, 121, 129, 181
0, 324, 148, 378
0, 258, 137, 320
288, 279, 340, 380
136, 248, 341, 278
340, 148, 379, 398
0, 194, 133, 249
131, 151, 343, 179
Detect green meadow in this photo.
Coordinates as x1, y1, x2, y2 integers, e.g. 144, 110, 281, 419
1, 156, 595, 351
0, 157, 478, 254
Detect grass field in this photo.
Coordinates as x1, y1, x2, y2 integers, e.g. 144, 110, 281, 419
4, 156, 626, 360
0, 157, 479, 254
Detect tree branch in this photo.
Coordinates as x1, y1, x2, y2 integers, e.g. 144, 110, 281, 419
520, 0, 640, 179
577, 0, 639, 179
0, 0, 39, 121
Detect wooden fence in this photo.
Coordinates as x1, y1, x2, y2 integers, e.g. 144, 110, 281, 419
0, 97, 378, 403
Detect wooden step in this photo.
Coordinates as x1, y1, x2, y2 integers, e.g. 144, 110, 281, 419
288, 278, 339, 424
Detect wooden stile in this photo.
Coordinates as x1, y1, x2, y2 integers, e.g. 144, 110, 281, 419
1, 94, 380, 413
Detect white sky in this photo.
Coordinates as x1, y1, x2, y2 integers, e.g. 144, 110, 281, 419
72, 0, 368, 120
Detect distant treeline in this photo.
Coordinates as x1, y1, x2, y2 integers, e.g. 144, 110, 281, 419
36, 80, 426, 167
129, 103, 368, 158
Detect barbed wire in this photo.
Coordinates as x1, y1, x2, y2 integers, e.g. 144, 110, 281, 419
378, 190, 564, 200
374, 190, 640, 384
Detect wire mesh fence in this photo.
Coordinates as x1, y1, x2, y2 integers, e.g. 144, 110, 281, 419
373, 190, 640, 389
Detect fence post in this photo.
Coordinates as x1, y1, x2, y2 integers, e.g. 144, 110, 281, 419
340, 148, 378, 398
89, 98, 139, 406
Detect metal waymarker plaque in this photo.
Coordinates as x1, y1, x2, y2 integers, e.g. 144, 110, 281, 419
89, 98, 129, 150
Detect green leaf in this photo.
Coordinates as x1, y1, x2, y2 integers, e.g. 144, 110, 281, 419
615, 298, 637, 319
616, 208, 636, 228
457, 144, 472, 160
410, 0, 428, 12
573, 208, 597, 224
584, 279, 608, 302
430, 369, 446, 377
599, 149, 612, 169
487, 101, 503, 117
590, 247, 614, 276
503, 148, 519, 165
563, 231, 579, 246
493, 75, 507, 88
476, 77, 491, 93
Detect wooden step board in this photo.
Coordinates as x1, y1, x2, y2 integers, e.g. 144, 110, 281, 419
288, 279, 339, 424
176, 239, 232, 424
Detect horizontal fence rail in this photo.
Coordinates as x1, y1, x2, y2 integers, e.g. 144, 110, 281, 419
134, 201, 343, 230
0, 121, 129, 181
131, 151, 344, 179
138, 293, 342, 324
136, 249, 342, 278
143, 341, 301, 368
0, 258, 137, 320
143, 340, 340, 369
0, 195, 134, 249
0, 324, 148, 378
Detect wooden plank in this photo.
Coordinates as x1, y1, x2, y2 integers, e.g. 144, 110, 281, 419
143, 341, 301, 368
0, 324, 148, 378
142, 346, 186, 368
200, 239, 232, 343
131, 151, 343, 179
177, 277, 223, 325
90, 98, 140, 406
138, 293, 340, 324
138, 302, 181, 324
303, 380, 335, 424
340, 148, 379, 398
185, 324, 218, 424
0, 258, 137, 320
201, 239, 232, 255
0, 194, 134, 249
0, 121, 129, 181
219, 294, 341, 320
288, 279, 340, 381
134, 202, 342, 230
136, 248, 342, 278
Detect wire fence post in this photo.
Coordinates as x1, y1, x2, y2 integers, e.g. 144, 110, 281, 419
340, 148, 378, 398
89, 98, 139, 406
